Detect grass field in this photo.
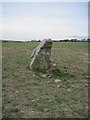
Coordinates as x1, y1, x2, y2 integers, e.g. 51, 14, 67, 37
2, 41, 88, 118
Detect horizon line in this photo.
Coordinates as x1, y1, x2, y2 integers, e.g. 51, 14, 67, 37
0, 38, 88, 41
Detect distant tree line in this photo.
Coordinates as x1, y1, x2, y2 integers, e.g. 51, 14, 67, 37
31, 39, 89, 42
31, 40, 41, 42
52, 39, 89, 42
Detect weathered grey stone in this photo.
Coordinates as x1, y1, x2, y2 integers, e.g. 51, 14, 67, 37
30, 39, 52, 72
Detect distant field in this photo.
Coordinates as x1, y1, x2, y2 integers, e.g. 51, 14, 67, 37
2, 41, 88, 118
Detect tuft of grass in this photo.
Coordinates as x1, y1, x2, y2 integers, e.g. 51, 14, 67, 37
51, 68, 74, 80
51, 68, 61, 78
10, 108, 19, 113
54, 94, 69, 104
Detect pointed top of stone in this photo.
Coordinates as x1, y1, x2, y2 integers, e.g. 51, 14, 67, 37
37, 38, 52, 48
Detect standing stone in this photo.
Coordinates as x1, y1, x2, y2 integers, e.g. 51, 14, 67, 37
30, 39, 53, 72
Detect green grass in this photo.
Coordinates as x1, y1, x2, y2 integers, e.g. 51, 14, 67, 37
2, 41, 88, 118
51, 68, 74, 80
10, 108, 19, 113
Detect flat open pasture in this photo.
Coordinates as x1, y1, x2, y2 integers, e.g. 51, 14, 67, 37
2, 41, 88, 118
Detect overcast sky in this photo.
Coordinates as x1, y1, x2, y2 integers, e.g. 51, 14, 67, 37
2, 2, 88, 40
